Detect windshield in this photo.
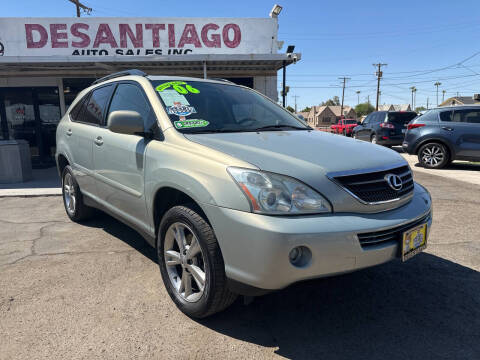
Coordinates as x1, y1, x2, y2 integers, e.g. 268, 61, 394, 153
343, 120, 357, 124
387, 112, 417, 124
151, 80, 310, 133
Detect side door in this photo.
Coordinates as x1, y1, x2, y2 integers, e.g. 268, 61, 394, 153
357, 113, 373, 140
67, 86, 112, 199
444, 108, 480, 159
93, 82, 157, 231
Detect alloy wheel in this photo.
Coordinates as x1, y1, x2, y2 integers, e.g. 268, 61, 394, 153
164, 222, 206, 302
421, 145, 445, 167
371, 135, 377, 144
63, 173, 76, 215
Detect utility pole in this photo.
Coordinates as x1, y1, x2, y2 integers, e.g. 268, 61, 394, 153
356, 90, 361, 105
434, 81, 442, 106
373, 63, 387, 111
292, 95, 299, 113
410, 86, 417, 110
367, 95, 370, 106
339, 77, 350, 136
69, 0, 92, 18
427, 97, 429, 110
442, 90, 446, 103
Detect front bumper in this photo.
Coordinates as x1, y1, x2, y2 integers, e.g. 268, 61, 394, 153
202, 183, 432, 290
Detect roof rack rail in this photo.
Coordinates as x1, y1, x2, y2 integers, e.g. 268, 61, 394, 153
208, 78, 235, 84
92, 69, 147, 85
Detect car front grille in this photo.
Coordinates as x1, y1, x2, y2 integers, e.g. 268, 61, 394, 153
332, 165, 414, 204
357, 212, 431, 249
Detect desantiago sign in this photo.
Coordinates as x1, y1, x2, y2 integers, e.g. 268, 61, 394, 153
0, 17, 278, 59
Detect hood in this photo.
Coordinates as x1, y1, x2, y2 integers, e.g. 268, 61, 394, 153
184, 130, 411, 214
184, 130, 406, 176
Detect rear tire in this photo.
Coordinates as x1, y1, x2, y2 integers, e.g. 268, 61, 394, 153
157, 205, 237, 318
418, 143, 450, 169
61, 165, 94, 222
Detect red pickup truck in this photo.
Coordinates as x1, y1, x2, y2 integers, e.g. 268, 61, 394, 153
330, 119, 359, 136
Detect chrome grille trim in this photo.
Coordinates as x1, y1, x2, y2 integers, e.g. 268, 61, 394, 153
357, 212, 431, 249
327, 162, 414, 205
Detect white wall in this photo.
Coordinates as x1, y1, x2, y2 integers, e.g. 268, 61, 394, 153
254, 75, 278, 101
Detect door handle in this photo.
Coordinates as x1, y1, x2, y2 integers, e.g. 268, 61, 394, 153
442, 126, 454, 131
94, 136, 103, 146
66, 129, 72, 136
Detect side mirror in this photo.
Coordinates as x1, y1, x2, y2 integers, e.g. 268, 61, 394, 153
107, 110, 144, 136
357, 121, 362, 125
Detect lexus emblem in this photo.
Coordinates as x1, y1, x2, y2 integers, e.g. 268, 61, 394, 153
384, 173, 403, 191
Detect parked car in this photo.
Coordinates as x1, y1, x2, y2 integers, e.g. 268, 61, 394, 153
56, 70, 432, 318
352, 111, 418, 146
403, 106, 480, 168
330, 118, 358, 136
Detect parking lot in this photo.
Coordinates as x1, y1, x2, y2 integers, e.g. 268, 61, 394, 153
1, 168, 479, 360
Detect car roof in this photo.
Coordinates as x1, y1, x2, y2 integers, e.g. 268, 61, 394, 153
431, 105, 480, 110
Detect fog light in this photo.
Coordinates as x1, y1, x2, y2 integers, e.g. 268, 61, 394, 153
288, 246, 312, 268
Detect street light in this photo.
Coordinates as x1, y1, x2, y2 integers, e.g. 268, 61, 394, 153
269, 4, 283, 18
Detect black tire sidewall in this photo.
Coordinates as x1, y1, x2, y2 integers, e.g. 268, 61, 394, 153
157, 206, 216, 318
62, 166, 79, 221
418, 143, 449, 169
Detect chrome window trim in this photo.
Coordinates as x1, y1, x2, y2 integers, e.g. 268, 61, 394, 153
326, 162, 414, 206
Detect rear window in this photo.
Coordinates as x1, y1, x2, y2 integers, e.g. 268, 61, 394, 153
387, 112, 417, 124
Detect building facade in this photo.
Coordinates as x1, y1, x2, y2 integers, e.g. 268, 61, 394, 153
306, 105, 356, 127
0, 17, 299, 167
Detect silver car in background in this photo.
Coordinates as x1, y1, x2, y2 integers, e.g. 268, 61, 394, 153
56, 70, 432, 318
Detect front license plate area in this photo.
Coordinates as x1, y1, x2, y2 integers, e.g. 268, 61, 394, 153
402, 223, 427, 261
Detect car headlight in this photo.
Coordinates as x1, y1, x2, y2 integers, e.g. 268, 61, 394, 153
227, 167, 332, 214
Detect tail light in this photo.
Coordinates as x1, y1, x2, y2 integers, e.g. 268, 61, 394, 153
407, 123, 426, 130
380, 123, 395, 129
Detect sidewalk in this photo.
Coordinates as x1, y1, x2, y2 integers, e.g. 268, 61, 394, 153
0, 167, 61, 197
400, 153, 480, 186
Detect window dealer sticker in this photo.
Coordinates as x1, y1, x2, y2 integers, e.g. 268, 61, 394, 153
155, 81, 200, 95
159, 90, 190, 106
167, 104, 197, 117
174, 119, 209, 129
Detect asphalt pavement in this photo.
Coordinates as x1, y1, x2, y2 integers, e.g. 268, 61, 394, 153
0, 170, 479, 359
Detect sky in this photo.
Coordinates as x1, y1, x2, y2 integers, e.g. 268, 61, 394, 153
3, 0, 480, 111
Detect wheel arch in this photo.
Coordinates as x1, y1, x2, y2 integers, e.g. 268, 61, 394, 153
413, 137, 455, 159
152, 185, 210, 240
56, 153, 71, 177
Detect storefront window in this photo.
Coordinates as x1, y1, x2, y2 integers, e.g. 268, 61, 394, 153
2, 89, 39, 161
0, 87, 61, 166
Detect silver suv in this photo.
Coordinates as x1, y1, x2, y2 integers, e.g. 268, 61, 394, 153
56, 70, 432, 318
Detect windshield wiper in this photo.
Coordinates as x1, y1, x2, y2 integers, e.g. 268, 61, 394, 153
190, 128, 249, 134
254, 124, 311, 131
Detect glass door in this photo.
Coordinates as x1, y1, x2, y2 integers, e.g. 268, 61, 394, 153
0, 87, 61, 167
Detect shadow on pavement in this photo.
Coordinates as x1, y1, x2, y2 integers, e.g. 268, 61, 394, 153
84, 213, 158, 263
199, 253, 480, 359
81, 213, 480, 359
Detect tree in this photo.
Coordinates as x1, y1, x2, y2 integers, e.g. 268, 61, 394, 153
286, 106, 295, 113
321, 96, 340, 106
415, 106, 426, 113
301, 106, 311, 112
355, 102, 375, 117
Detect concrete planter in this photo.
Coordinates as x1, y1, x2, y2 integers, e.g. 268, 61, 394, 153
0, 140, 33, 183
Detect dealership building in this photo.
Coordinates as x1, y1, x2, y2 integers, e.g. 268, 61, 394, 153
0, 15, 300, 168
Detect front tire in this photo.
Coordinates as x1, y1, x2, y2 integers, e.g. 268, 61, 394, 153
418, 142, 450, 169
157, 205, 237, 318
62, 165, 94, 222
